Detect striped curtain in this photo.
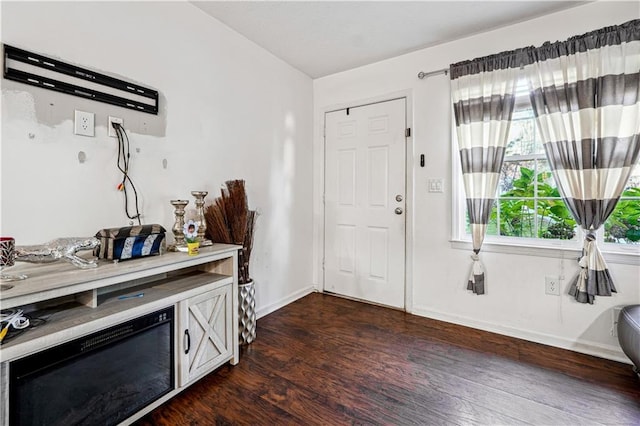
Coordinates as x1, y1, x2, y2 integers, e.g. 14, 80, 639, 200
450, 54, 520, 294
526, 19, 640, 303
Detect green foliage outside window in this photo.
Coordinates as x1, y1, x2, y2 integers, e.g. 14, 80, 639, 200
475, 167, 640, 244
605, 187, 640, 244
489, 167, 576, 240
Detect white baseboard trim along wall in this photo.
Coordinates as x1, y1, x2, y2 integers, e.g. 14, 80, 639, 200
263, 289, 630, 364
412, 306, 631, 365
257, 286, 316, 320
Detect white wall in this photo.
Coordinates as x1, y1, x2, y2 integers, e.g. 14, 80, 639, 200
1, 1, 315, 316
3, 0, 638, 362
314, 1, 640, 362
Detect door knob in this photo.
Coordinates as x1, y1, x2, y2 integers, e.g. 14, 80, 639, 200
395, 207, 403, 215
395, 195, 403, 202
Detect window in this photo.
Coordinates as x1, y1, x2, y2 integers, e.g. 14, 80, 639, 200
488, 103, 577, 242
454, 82, 640, 252
604, 165, 640, 246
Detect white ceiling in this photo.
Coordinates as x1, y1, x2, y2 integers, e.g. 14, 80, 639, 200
191, 1, 588, 78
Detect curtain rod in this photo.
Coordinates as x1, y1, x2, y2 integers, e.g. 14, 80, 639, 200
417, 68, 448, 79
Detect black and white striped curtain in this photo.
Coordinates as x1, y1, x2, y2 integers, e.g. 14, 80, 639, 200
450, 54, 520, 294
526, 19, 640, 304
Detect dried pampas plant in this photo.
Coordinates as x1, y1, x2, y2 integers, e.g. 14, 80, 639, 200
205, 180, 257, 284
206, 198, 232, 244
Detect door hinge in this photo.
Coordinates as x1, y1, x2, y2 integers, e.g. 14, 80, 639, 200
322, 259, 325, 270
405, 128, 411, 137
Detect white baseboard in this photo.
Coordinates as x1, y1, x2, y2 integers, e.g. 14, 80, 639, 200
257, 286, 316, 320
411, 305, 632, 365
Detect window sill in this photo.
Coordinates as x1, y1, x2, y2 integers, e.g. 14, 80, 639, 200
449, 239, 640, 266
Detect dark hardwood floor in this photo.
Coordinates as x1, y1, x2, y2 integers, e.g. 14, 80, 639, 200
137, 292, 640, 425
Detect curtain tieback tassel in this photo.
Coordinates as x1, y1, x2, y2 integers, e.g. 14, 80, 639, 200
576, 235, 594, 290
468, 254, 484, 283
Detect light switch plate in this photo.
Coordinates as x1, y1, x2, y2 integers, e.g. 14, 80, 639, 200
428, 178, 444, 193
74, 110, 95, 137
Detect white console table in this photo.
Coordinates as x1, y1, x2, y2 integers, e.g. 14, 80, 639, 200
0, 243, 241, 425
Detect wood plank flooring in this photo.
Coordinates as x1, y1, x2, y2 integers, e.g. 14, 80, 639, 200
136, 293, 640, 425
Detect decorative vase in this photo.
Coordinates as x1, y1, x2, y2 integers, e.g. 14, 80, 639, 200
0, 237, 27, 290
191, 191, 212, 246
186, 241, 200, 256
238, 280, 256, 345
170, 199, 189, 247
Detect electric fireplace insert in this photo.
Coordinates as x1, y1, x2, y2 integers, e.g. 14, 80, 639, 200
9, 306, 175, 425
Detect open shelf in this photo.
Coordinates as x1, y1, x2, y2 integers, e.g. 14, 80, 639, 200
0, 271, 232, 362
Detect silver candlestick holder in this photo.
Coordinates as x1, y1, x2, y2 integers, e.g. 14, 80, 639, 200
191, 191, 212, 246
170, 199, 189, 249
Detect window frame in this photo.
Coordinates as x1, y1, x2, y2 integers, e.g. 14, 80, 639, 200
450, 91, 640, 265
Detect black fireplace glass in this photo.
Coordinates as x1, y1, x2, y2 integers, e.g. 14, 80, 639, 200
10, 306, 174, 426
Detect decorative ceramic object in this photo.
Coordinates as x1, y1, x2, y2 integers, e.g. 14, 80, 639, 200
238, 279, 256, 344
183, 219, 199, 256
187, 241, 200, 256
14, 237, 100, 269
94, 224, 166, 261
0, 237, 27, 290
170, 199, 189, 247
191, 191, 212, 246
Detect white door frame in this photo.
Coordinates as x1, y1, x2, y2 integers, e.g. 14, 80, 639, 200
314, 89, 414, 313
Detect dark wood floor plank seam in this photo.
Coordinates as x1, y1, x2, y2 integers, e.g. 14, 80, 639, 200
245, 334, 459, 425
255, 325, 545, 426
250, 344, 504, 424
405, 342, 640, 423
259, 312, 624, 424
242, 354, 380, 425
264, 296, 640, 397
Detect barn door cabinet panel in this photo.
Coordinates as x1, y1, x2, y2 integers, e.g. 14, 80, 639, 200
179, 284, 233, 386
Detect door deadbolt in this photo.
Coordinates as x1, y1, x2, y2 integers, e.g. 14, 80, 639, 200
395, 195, 403, 202
395, 207, 403, 215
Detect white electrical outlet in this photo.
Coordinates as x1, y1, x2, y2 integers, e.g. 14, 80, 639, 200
74, 110, 95, 137
545, 276, 560, 296
108, 116, 124, 138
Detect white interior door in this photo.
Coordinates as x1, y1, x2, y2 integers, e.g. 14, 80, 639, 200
324, 98, 406, 309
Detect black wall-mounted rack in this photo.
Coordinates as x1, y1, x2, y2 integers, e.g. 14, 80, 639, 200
3, 44, 159, 115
